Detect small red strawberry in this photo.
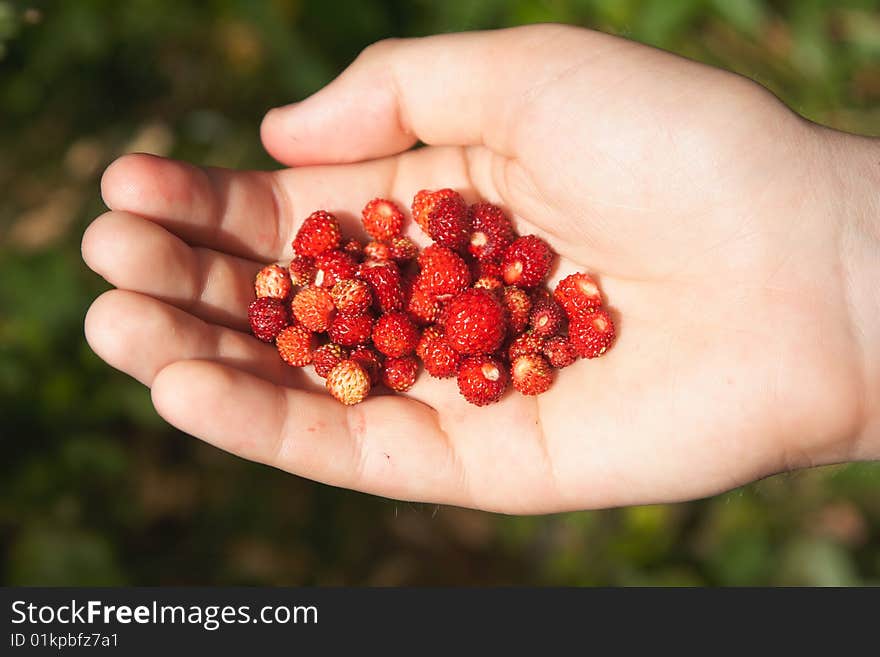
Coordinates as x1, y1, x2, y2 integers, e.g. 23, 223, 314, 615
342, 237, 364, 259
411, 188, 463, 234
330, 278, 372, 318
312, 342, 348, 377
554, 272, 603, 319
569, 309, 615, 358
511, 354, 554, 396
313, 249, 358, 289
443, 288, 507, 355
358, 260, 404, 313
508, 331, 546, 360
292, 210, 341, 257
326, 359, 371, 405
416, 326, 461, 378
529, 298, 566, 338
362, 198, 404, 241
542, 336, 578, 368
327, 312, 374, 347
457, 355, 509, 406
248, 297, 289, 342
291, 286, 336, 332
407, 287, 442, 326
428, 195, 471, 251
288, 255, 315, 287
501, 286, 531, 335
382, 355, 419, 392
468, 202, 514, 262
276, 324, 314, 366
254, 264, 292, 300
364, 241, 392, 261
389, 236, 418, 262
350, 345, 383, 385
416, 245, 470, 297
474, 259, 503, 281
502, 235, 554, 288
372, 312, 420, 357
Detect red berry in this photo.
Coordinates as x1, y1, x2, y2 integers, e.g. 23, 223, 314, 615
350, 346, 383, 385
288, 256, 315, 287
358, 260, 404, 313
474, 259, 502, 281
389, 236, 418, 262
342, 238, 364, 259
330, 278, 372, 318
554, 272, 603, 319
416, 245, 470, 298
312, 343, 348, 377
276, 324, 314, 366
382, 355, 419, 392
428, 195, 471, 251
327, 312, 374, 347
508, 331, 546, 360
416, 326, 461, 378
502, 235, 554, 288
511, 354, 554, 396
291, 286, 336, 332
411, 188, 463, 234
501, 286, 531, 335
362, 198, 405, 241
569, 309, 615, 358
313, 249, 358, 289
468, 202, 514, 262
372, 312, 420, 357
443, 288, 507, 355
248, 297, 289, 342
529, 299, 566, 338
457, 355, 509, 406
543, 336, 578, 368
326, 360, 371, 405
292, 210, 341, 257
254, 264, 292, 300
364, 241, 392, 261
407, 287, 442, 326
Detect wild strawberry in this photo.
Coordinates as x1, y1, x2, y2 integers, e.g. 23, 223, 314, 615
443, 288, 507, 355
342, 237, 364, 259
511, 354, 554, 396
291, 286, 336, 332
364, 241, 392, 261
330, 279, 371, 318
313, 249, 358, 288
411, 188, 463, 234
372, 312, 420, 357
292, 210, 341, 257
457, 355, 509, 406
248, 297, 289, 342
389, 236, 418, 262
407, 287, 441, 326
554, 272, 603, 319
474, 259, 502, 281
382, 355, 419, 392
326, 360, 370, 405
312, 343, 348, 377
327, 312, 374, 347
362, 198, 404, 241
508, 331, 546, 360
350, 345, 383, 385
502, 235, 554, 288
468, 202, 514, 262
501, 286, 531, 335
529, 298, 566, 338
358, 260, 404, 313
254, 264, 292, 300
569, 309, 615, 358
543, 336, 578, 368
416, 326, 461, 378
288, 255, 315, 287
473, 276, 503, 294
276, 324, 314, 367
428, 195, 471, 251
416, 245, 470, 297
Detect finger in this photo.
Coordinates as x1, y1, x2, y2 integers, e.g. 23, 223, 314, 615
260, 24, 600, 166
151, 360, 471, 505
82, 211, 261, 330
84, 289, 320, 391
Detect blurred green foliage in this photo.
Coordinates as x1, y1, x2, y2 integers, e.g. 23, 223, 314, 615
1, 0, 878, 586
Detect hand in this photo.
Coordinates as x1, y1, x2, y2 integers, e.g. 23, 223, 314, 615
83, 25, 880, 513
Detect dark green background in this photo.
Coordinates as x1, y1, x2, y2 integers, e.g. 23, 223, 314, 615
2, 0, 879, 586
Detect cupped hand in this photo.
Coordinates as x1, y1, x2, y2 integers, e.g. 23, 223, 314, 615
82, 25, 877, 513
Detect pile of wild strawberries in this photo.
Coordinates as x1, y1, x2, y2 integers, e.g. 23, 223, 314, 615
247, 190, 615, 406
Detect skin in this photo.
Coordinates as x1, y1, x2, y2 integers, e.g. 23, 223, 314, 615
82, 25, 880, 514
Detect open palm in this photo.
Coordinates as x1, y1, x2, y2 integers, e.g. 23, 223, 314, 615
83, 25, 868, 513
